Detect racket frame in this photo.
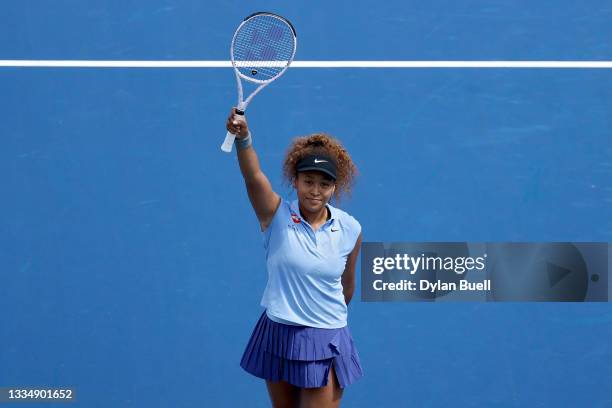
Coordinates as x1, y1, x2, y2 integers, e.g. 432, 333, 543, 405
221, 12, 297, 153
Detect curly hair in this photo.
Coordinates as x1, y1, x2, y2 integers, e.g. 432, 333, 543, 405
282, 133, 358, 203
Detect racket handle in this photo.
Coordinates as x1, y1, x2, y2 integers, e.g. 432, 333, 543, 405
221, 107, 245, 153
221, 131, 237, 153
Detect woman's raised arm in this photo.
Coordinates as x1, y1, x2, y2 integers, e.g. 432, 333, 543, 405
226, 108, 281, 231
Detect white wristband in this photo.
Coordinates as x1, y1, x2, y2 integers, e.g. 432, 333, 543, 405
235, 131, 252, 150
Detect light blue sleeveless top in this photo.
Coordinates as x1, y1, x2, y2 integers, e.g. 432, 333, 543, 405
260, 198, 361, 329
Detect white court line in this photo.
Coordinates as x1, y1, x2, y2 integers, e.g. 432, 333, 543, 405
0, 60, 612, 68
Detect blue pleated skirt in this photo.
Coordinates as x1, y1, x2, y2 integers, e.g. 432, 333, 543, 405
240, 310, 364, 389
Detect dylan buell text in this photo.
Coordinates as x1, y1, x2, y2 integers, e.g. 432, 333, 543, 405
372, 279, 492, 292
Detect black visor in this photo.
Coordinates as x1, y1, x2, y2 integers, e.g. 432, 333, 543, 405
296, 154, 337, 180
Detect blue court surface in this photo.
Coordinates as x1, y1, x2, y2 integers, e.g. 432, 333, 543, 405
2, 1, 612, 407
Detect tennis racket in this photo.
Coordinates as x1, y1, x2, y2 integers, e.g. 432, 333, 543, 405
221, 12, 297, 153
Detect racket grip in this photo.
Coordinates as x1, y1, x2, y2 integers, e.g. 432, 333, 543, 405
221, 131, 237, 153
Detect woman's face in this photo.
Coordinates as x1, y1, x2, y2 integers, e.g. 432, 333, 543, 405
294, 171, 336, 214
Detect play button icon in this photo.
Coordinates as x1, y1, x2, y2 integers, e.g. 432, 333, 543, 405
488, 243, 590, 301
547, 262, 573, 287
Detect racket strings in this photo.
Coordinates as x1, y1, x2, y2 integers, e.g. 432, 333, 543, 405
232, 15, 296, 81
234, 26, 293, 77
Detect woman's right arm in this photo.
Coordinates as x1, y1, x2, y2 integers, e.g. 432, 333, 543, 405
226, 108, 281, 231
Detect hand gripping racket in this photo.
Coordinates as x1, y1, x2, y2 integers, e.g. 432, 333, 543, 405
221, 12, 297, 153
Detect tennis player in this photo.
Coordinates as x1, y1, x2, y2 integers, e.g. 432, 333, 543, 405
226, 108, 363, 407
